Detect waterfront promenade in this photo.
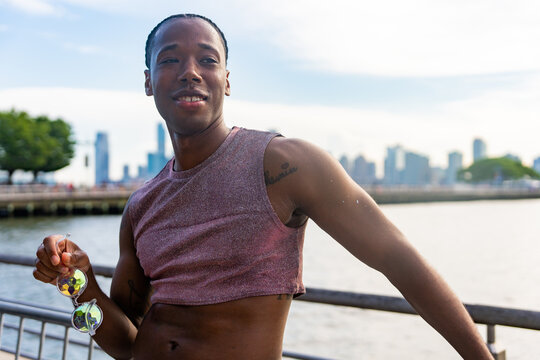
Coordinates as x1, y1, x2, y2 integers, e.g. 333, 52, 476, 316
1, 184, 540, 217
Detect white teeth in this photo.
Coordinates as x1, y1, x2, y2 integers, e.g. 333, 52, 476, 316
178, 96, 204, 102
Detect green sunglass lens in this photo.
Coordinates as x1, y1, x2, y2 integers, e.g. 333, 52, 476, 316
57, 269, 87, 297
72, 302, 103, 334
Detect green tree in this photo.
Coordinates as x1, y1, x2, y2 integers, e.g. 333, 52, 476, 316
33, 116, 75, 179
458, 157, 540, 184
0, 110, 75, 184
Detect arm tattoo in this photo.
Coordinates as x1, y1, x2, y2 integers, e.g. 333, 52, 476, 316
265, 162, 298, 185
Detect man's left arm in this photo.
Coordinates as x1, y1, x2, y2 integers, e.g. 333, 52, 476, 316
268, 137, 491, 359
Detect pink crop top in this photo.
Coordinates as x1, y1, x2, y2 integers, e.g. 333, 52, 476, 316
127, 127, 307, 305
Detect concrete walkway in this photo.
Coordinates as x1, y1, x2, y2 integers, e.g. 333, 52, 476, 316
0, 350, 31, 359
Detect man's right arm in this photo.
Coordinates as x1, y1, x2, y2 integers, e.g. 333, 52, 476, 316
34, 202, 151, 360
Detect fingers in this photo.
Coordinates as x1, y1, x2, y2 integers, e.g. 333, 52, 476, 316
33, 259, 63, 284
34, 235, 66, 285
42, 234, 64, 266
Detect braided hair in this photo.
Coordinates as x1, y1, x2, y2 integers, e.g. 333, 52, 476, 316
144, 14, 229, 69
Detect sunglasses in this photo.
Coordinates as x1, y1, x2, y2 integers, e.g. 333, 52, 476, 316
57, 268, 103, 335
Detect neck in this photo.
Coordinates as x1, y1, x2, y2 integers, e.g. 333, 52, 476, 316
169, 118, 231, 171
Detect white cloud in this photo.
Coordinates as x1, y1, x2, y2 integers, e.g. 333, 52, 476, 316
63, 42, 102, 54
8, 0, 539, 76
230, 0, 540, 77
1, 0, 64, 16
0, 24, 8, 32
0, 80, 539, 184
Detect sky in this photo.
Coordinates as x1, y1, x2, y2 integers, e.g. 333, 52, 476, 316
1, 0, 540, 184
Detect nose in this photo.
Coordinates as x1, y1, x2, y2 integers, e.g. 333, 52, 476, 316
179, 58, 202, 84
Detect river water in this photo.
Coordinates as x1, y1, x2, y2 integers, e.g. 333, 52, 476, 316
1, 199, 539, 359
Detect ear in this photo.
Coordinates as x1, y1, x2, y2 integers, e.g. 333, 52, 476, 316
144, 69, 153, 96
224, 70, 231, 96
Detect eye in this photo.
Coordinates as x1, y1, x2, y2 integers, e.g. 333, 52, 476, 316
201, 57, 218, 64
159, 58, 178, 65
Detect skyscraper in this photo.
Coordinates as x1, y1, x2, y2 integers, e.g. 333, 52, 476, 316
339, 155, 350, 175
384, 145, 405, 186
352, 155, 376, 185
533, 156, 540, 174
147, 123, 169, 178
473, 138, 487, 162
157, 123, 165, 157
403, 151, 430, 186
446, 151, 463, 185
95, 132, 109, 185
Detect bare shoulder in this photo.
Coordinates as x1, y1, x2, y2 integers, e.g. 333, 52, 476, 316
264, 136, 327, 187
264, 136, 339, 176
264, 136, 354, 210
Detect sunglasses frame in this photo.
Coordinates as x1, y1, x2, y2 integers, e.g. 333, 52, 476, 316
57, 268, 103, 336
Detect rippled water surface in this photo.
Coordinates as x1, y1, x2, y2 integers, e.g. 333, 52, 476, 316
1, 199, 539, 359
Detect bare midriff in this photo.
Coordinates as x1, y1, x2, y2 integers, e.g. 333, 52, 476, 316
132, 294, 292, 360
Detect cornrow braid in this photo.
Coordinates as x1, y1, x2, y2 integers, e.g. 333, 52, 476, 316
144, 13, 228, 69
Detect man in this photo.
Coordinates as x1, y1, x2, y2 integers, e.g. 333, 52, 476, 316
34, 14, 492, 359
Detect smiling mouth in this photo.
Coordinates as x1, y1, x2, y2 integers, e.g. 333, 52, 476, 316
176, 96, 207, 102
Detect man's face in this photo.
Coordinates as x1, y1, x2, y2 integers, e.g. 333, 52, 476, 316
144, 18, 230, 135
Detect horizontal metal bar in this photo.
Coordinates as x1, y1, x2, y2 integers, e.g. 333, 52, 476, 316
0, 346, 40, 360
0, 301, 71, 326
2, 322, 101, 350
298, 288, 416, 314
0, 253, 114, 278
282, 350, 334, 360
0, 297, 70, 314
298, 288, 540, 330
3, 255, 540, 330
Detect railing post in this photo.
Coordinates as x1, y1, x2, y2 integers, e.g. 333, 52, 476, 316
88, 336, 94, 360
62, 326, 70, 360
15, 317, 24, 359
487, 324, 506, 360
38, 321, 46, 359
0, 312, 4, 347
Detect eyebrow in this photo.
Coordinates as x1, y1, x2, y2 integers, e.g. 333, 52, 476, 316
156, 44, 178, 57
156, 43, 220, 57
156, 43, 220, 61
197, 43, 219, 54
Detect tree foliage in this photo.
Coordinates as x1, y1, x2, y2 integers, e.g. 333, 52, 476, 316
0, 110, 75, 184
458, 157, 540, 184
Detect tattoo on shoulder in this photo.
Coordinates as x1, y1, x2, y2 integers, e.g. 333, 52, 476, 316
277, 294, 293, 300
265, 162, 298, 185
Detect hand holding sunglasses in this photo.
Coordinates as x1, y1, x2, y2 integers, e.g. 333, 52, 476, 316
55, 235, 103, 336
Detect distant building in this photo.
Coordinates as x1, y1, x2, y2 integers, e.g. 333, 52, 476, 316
384, 145, 405, 186
339, 155, 350, 174
137, 165, 147, 180
146, 123, 169, 178
473, 138, 487, 162
352, 155, 376, 185
446, 151, 463, 185
534, 156, 540, 174
403, 151, 430, 186
157, 123, 166, 157
504, 153, 521, 163
121, 164, 131, 183
95, 132, 109, 185
430, 166, 446, 186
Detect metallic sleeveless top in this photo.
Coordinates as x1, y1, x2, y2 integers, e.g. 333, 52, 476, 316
128, 127, 306, 305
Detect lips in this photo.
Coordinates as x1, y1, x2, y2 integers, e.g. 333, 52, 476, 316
172, 89, 208, 102
176, 95, 205, 102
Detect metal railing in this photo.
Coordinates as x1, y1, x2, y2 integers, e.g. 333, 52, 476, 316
2, 254, 540, 359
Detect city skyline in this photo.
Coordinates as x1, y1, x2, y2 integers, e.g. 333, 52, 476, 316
82, 128, 538, 187
1, 1, 540, 184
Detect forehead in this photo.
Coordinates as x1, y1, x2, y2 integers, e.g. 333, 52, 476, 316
153, 18, 224, 55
